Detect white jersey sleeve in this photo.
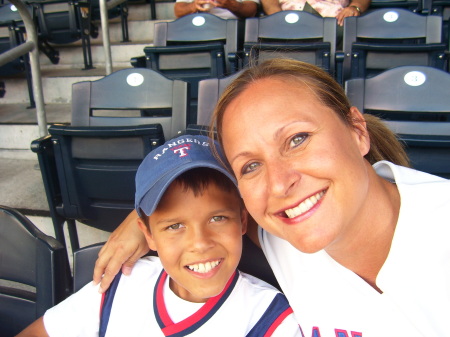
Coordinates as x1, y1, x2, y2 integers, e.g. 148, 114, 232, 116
43, 281, 102, 337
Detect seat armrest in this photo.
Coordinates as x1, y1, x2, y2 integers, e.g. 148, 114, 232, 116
130, 55, 146, 68
335, 51, 345, 85
30, 134, 52, 154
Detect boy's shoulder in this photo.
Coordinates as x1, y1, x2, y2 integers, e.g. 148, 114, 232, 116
237, 270, 282, 295
120, 256, 163, 283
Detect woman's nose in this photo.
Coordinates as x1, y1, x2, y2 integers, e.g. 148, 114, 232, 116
266, 158, 301, 198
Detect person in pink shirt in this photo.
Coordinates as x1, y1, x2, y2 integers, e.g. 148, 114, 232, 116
262, 0, 370, 26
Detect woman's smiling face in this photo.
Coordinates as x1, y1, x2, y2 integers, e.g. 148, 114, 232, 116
221, 77, 371, 254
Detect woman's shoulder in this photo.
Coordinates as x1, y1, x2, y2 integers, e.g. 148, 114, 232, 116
373, 160, 449, 186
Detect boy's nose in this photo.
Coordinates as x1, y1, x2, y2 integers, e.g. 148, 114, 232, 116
188, 227, 215, 252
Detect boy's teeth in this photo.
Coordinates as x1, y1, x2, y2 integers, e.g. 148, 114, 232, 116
285, 191, 325, 219
187, 260, 221, 273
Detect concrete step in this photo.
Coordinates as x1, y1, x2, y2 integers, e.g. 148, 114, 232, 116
1, 69, 108, 104
127, 1, 176, 21
39, 41, 150, 69
1, 0, 173, 103
0, 102, 71, 155
43, 3, 175, 47
59, 17, 165, 47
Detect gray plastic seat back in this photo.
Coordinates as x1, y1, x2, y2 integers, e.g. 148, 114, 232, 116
197, 71, 242, 126
345, 65, 450, 177
153, 13, 242, 74
244, 11, 337, 74
0, 206, 71, 336
342, 8, 445, 80
71, 68, 189, 140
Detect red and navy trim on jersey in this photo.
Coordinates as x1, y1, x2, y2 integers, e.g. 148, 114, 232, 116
246, 293, 294, 337
98, 270, 293, 337
154, 270, 239, 336
99, 272, 122, 337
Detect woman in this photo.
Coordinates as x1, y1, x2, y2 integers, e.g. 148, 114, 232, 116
93, 59, 450, 337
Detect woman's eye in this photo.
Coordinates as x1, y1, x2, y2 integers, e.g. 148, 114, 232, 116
289, 133, 309, 148
166, 223, 184, 231
242, 161, 261, 175
211, 216, 226, 222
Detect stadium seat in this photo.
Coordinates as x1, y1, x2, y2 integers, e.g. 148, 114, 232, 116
31, 0, 95, 69
0, 3, 35, 106
184, 72, 241, 137
196, 71, 241, 126
423, 0, 450, 69
422, 0, 450, 16
342, 8, 447, 81
368, 0, 422, 12
72, 242, 105, 292
31, 124, 165, 251
0, 205, 72, 337
346, 65, 450, 178
131, 13, 243, 123
243, 11, 342, 81
71, 68, 189, 140
73, 243, 157, 292
89, 0, 129, 42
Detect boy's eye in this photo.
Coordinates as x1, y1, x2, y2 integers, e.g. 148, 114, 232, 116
211, 216, 227, 222
166, 223, 185, 231
289, 133, 309, 148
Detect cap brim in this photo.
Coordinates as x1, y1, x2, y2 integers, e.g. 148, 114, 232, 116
137, 161, 237, 217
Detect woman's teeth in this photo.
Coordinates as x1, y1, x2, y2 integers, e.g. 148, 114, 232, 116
285, 191, 325, 219
187, 260, 221, 273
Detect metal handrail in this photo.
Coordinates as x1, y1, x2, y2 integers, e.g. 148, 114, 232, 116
100, 0, 127, 75
0, 0, 127, 136
0, 0, 47, 137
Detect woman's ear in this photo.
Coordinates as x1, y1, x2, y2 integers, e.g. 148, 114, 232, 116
349, 106, 370, 156
138, 218, 157, 251
241, 208, 248, 235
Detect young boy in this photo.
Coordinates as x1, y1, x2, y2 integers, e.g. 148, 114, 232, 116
18, 135, 301, 337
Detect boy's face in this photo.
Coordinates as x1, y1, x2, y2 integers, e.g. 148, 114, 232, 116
138, 181, 247, 303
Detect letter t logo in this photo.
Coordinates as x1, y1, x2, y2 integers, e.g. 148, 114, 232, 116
172, 144, 191, 157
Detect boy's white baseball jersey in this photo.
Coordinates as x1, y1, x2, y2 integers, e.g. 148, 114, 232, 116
44, 256, 301, 337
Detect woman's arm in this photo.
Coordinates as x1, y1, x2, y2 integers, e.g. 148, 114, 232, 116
260, 0, 282, 15
93, 210, 149, 293
16, 317, 49, 337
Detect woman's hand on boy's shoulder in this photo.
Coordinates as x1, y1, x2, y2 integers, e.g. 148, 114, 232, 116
93, 210, 150, 293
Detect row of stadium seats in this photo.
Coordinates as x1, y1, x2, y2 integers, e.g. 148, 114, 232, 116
128, 9, 450, 122
29, 63, 449, 255
1, 3, 449, 111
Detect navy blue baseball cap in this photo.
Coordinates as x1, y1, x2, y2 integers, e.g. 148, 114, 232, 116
135, 135, 237, 217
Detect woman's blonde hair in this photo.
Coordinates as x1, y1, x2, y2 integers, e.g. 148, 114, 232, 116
210, 58, 410, 168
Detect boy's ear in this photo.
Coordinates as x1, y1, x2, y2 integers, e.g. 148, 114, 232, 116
137, 218, 158, 252
240, 208, 248, 235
